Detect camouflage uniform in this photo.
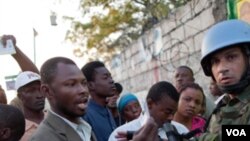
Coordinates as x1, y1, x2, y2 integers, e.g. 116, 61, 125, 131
196, 86, 250, 141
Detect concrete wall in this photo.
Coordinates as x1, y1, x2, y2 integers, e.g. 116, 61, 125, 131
109, 0, 227, 100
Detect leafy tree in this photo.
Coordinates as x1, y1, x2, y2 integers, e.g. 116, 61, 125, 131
65, 0, 189, 61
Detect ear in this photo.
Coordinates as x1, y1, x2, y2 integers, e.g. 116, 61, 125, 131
87, 81, 95, 91
41, 84, 53, 100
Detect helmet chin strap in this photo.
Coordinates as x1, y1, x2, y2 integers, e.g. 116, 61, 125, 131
218, 78, 249, 95
218, 46, 250, 95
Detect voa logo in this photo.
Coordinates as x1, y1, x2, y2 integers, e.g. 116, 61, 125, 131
226, 129, 246, 136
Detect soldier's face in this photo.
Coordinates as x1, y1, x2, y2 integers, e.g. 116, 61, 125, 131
211, 47, 247, 87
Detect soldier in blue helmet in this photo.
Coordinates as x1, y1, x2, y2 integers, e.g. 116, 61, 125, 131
198, 19, 250, 141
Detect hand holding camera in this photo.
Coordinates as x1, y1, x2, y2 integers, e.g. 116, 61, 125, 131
116, 117, 159, 141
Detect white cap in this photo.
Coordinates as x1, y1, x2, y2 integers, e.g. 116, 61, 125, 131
15, 71, 41, 90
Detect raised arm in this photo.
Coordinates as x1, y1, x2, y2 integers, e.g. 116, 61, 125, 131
1, 35, 39, 73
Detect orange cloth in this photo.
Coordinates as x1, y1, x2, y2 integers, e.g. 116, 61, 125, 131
20, 119, 39, 141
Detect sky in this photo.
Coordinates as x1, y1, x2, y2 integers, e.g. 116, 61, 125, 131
0, 0, 85, 103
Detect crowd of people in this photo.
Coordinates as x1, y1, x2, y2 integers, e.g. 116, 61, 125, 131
1, 19, 250, 141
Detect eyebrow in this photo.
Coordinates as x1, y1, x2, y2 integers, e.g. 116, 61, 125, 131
219, 48, 241, 55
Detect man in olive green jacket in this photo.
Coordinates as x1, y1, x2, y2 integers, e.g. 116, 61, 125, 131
198, 20, 250, 141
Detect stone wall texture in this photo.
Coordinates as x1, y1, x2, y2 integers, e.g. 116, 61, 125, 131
109, 0, 227, 100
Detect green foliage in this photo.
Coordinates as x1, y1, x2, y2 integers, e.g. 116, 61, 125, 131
65, 0, 189, 61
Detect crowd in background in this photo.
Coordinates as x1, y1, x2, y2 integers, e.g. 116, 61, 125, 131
1, 19, 250, 141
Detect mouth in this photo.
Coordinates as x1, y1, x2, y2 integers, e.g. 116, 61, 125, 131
135, 112, 141, 117
36, 100, 45, 106
186, 109, 195, 115
111, 85, 116, 90
220, 77, 232, 84
77, 98, 88, 110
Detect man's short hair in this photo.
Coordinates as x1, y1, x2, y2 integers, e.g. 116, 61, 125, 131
0, 104, 25, 141
177, 66, 194, 77
40, 57, 76, 84
114, 82, 123, 94
81, 61, 105, 82
146, 81, 179, 103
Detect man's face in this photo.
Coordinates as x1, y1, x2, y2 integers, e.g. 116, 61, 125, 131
19, 81, 44, 111
148, 96, 177, 127
106, 91, 119, 108
209, 79, 222, 97
211, 47, 247, 88
48, 63, 89, 118
174, 68, 194, 92
91, 67, 115, 98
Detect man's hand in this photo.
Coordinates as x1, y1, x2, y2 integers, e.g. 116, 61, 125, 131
115, 117, 161, 141
1, 35, 17, 48
132, 117, 158, 141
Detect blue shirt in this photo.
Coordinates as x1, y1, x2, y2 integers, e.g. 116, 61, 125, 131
83, 99, 116, 141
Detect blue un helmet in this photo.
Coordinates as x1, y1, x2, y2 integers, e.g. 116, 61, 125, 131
200, 19, 250, 94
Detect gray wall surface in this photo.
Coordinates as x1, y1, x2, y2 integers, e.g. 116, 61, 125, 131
109, 0, 227, 100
